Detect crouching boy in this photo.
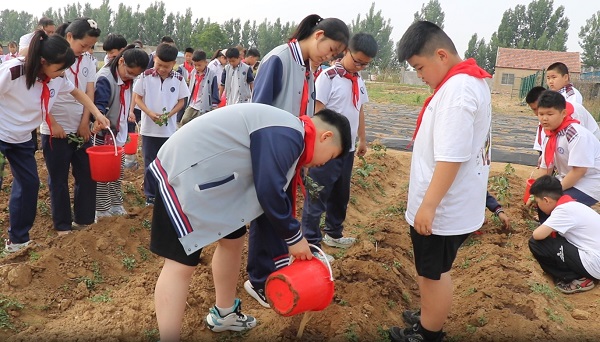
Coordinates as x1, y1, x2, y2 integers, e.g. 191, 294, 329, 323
529, 175, 600, 294
149, 103, 350, 341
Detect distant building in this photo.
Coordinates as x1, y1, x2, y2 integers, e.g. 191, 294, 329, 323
493, 47, 581, 94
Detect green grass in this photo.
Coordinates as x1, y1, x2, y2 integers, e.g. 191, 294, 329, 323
366, 82, 430, 106
0, 295, 24, 330
529, 282, 557, 299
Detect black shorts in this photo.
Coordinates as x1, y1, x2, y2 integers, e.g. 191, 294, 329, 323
150, 193, 247, 266
410, 226, 471, 280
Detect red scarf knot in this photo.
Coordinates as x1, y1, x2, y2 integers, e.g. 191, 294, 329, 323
69, 55, 83, 88
192, 71, 205, 103
410, 58, 491, 145
117, 80, 132, 132
290, 116, 316, 217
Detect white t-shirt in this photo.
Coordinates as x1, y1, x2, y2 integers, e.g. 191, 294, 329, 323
405, 74, 492, 235
133, 70, 190, 138
544, 201, 600, 279
315, 65, 368, 152
18, 32, 34, 53
540, 123, 600, 201
0, 58, 75, 143
41, 54, 97, 134
207, 59, 224, 85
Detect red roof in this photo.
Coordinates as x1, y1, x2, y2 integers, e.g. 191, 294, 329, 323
495, 47, 581, 73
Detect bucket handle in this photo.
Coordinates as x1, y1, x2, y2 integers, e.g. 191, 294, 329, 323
289, 244, 334, 281
92, 129, 118, 156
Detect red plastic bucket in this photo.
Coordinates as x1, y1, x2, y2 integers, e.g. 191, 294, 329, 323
523, 178, 536, 204
124, 133, 138, 155
87, 131, 123, 182
265, 245, 334, 317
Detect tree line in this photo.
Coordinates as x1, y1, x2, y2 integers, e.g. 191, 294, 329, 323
1, 0, 598, 73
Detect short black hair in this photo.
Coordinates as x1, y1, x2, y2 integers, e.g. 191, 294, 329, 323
155, 43, 178, 62
530, 175, 563, 201
225, 48, 240, 59
184, 47, 194, 54
161, 36, 175, 44
547, 62, 569, 75
525, 86, 546, 104
38, 17, 54, 28
132, 39, 143, 48
537, 90, 566, 111
397, 21, 457, 63
349, 33, 378, 58
192, 50, 207, 62
313, 108, 352, 158
246, 47, 260, 58
103, 33, 127, 52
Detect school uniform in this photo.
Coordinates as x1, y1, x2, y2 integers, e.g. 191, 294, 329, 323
247, 40, 315, 290
2, 53, 18, 62
539, 123, 600, 206
301, 63, 368, 245
94, 66, 134, 212
558, 83, 583, 105
18, 32, 34, 53
529, 200, 600, 282
133, 69, 190, 202
175, 62, 194, 123
149, 103, 305, 259
40, 54, 97, 230
221, 63, 254, 105
207, 59, 224, 85
180, 67, 220, 125
0, 58, 75, 243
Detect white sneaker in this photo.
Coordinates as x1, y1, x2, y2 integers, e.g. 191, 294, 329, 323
243, 280, 270, 308
95, 210, 111, 221
109, 205, 128, 216
205, 298, 257, 332
313, 251, 334, 264
4, 239, 32, 253
323, 234, 356, 249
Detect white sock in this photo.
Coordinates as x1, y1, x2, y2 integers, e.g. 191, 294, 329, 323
216, 303, 235, 316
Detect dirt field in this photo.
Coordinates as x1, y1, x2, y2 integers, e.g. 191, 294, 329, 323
1, 141, 600, 341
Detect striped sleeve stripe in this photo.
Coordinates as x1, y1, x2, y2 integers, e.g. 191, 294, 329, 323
274, 257, 290, 270
149, 159, 194, 237
284, 230, 303, 246
565, 125, 578, 143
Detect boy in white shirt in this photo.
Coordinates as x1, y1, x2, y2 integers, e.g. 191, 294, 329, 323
390, 21, 492, 342
301, 33, 377, 260
529, 175, 599, 294
134, 43, 190, 205
546, 62, 583, 105
535, 90, 600, 222
219, 48, 254, 105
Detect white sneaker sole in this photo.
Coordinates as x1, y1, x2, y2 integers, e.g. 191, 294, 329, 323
243, 280, 270, 308
323, 238, 355, 249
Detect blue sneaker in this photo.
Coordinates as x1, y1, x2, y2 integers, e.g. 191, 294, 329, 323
205, 298, 257, 332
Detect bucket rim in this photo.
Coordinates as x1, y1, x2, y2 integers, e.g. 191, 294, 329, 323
289, 244, 333, 281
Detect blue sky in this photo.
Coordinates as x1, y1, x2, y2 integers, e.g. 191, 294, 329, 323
4, 0, 596, 53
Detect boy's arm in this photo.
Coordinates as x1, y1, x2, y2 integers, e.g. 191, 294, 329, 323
356, 105, 367, 157
210, 75, 220, 107
247, 68, 255, 92
485, 191, 500, 212
129, 93, 138, 122
532, 224, 554, 240
414, 161, 461, 235
168, 98, 185, 118
561, 166, 587, 190
250, 126, 311, 259
134, 95, 160, 121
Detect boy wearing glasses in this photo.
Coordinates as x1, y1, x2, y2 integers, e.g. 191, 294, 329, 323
300, 33, 378, 260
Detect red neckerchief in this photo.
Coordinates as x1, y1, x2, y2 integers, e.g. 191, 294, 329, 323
287, 39, 310, 116
39, 75, 53, 147
69, 55, 83, 88
543, 107, 579, 171
291, 116, 316, 217
536, 103, 574, 146
410, 58, 491, 144
183, 61, 193, 74
550, 194, 576, 238
314, 67, 323, 79
191, 70, 205, 102
335, 62, 360, 109
118, 80, 132, 132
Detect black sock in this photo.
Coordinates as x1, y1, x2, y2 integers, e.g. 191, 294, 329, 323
419, 323, 443, 341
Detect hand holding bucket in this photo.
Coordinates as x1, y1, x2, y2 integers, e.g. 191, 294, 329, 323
265, 244, 334, 317
124, 123, 139, 155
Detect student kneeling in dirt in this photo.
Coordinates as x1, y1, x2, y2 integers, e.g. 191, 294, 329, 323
528, 175, 600, 294
147, 103, 351, 341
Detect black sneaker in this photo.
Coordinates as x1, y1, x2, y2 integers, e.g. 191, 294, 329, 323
243, 280, 270, 308
389, 323, 444, 342
403, 309, 421, 325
